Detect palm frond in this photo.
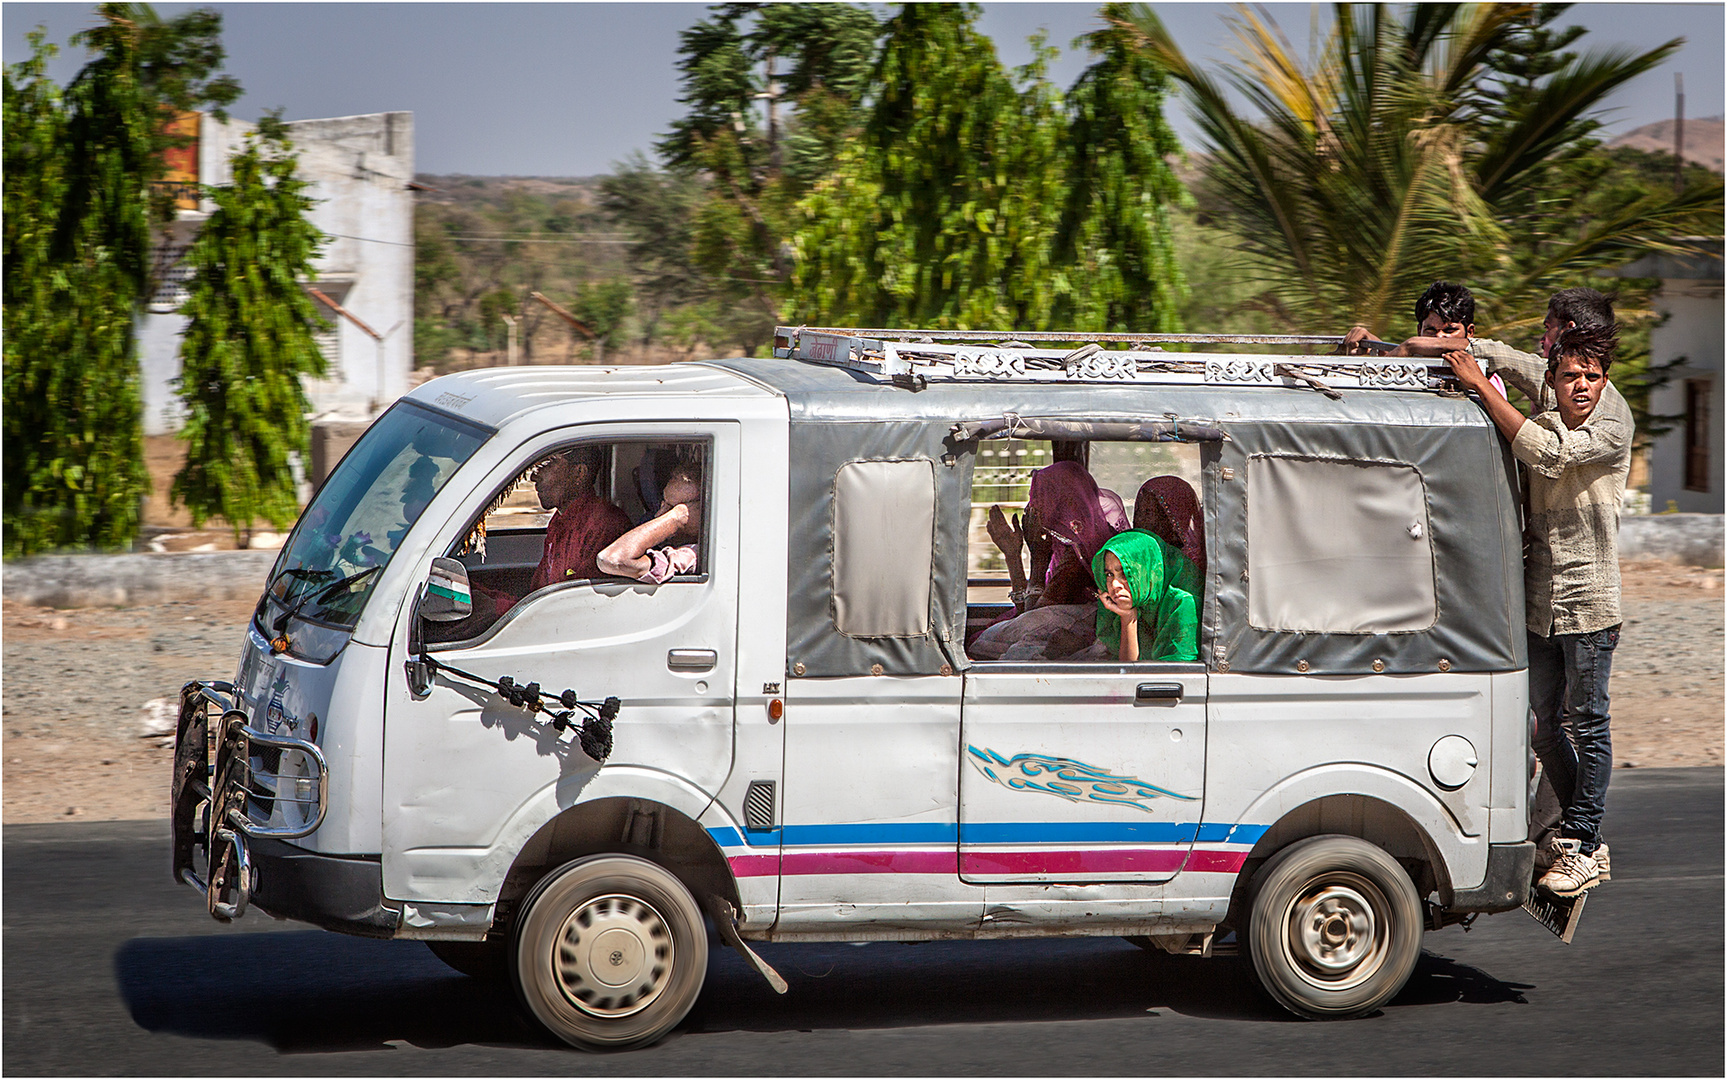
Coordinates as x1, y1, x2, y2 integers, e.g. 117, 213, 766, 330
1473, 39, 1683, 199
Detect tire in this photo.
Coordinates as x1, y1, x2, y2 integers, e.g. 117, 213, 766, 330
511, 854, 708, 1051
426, 939, 508, 982
1245, 834, 1422, 1020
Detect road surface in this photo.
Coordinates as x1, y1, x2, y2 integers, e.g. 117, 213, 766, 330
4, 768, 1720, 1075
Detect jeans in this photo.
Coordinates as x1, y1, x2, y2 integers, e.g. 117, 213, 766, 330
1527, 625, 1619, 854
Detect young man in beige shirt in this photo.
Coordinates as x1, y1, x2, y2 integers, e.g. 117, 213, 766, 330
1407, 289, 1628, 897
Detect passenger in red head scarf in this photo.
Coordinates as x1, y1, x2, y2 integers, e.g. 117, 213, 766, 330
1133, 475, 1206, 578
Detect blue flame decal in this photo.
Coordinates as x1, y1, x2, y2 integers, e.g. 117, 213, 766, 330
966, 745, 1197, 812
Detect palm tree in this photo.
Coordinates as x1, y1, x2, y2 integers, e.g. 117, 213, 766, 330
1120, 3, 1720, 335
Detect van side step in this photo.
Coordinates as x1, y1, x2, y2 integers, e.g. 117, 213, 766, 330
707, 896, 788, 994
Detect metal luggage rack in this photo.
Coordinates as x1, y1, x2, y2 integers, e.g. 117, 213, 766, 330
772, 326, 1455, 394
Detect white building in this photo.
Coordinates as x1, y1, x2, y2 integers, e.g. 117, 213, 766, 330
138, 110, 415, 435
1619, 238, 1724, 514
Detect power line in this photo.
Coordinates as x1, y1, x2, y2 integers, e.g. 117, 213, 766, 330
445, 235, 641, 245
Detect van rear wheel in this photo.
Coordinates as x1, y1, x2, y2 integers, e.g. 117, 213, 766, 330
1246, 835, 1421, 1019
511, 854, 708, 1051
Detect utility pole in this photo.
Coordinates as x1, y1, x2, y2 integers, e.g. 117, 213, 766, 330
1674, 73, 1685, 193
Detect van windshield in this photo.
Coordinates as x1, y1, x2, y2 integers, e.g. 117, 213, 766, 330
265, 401, 488, 630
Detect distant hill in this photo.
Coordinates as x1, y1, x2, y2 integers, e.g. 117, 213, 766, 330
1608, 116, 1724, 173
411, 174, 605, 206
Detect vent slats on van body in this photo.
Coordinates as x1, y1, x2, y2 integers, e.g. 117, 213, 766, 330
744, 781, 776, 831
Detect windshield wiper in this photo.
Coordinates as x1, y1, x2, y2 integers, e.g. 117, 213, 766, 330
270, 565, 382, 647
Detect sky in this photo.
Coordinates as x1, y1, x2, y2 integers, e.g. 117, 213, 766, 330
5, 2, 1722, 177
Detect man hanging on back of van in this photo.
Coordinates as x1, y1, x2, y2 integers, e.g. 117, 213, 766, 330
1405, 288, 1631, 897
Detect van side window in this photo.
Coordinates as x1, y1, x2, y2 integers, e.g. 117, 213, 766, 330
964, 439, 1205, 662
832, 458, 935, 637
428, 439, 708, 643
1246, 455, 1436, 633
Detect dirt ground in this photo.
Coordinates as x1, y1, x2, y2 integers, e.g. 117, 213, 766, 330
1, 561, 1719, 825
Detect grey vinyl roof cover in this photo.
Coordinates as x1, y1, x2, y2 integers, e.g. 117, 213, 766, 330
703, 358, 1525, 678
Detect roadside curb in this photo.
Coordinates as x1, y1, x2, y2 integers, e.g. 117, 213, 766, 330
1620, 514, 1724, 568
3, 551, 278, 608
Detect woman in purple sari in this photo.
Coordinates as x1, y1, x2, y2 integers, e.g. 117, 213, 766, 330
987, 460, 1121, 613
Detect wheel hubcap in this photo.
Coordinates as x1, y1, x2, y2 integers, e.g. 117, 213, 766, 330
1284, 875, 1386, 989
553, 893, 673, 1017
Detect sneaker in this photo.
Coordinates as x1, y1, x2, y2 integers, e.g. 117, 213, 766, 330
1534, 832, 1564, 873
1538, 839, 1601, 897
1534, 835, 1610, 881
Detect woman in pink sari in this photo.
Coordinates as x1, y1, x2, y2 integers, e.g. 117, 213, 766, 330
987, 460, 1121, 613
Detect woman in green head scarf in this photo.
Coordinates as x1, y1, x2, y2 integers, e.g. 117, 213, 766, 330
1091, 530, 1202, 662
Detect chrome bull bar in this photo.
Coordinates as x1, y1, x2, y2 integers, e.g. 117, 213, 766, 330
171, 680, 329, 922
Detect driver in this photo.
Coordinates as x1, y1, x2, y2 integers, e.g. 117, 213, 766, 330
527, 446, 632, 590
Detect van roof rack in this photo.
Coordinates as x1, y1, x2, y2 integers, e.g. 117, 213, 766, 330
771, 325, 1454, 394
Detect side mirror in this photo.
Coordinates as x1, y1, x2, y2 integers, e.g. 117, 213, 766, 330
422, 557, 473, 622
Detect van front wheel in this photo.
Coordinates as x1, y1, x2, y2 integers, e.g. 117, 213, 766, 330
511, 854, 708, 1050
1246, 835, 1422, 1020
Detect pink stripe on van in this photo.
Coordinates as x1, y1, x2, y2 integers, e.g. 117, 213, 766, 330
780, 849, 960, 875
726, 854, 781, 878
960, 847, 1189, 876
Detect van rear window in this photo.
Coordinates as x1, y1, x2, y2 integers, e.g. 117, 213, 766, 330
1246, 456, 1436, 634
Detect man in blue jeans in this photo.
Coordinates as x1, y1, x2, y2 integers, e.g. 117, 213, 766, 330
1410, 296, 1628, 896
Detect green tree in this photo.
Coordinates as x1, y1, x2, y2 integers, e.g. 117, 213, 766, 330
3, 10, 154, 555
572, 279, 636, 363
1126, 2, 1720, 334
791, 4, 1057, 328
172, 117, 326, 542
122, 2, 243, 234
3, 4, 244, 556
790, 4, 1189, 333
599, 154, 711, 348
660, 3, 882, 345
1055, 4, 1188, 331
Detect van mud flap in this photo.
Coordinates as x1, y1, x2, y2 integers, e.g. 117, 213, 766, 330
1523, 889, 1587, 943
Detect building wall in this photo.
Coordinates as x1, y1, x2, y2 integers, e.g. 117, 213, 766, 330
136, 111, 415, 435
1647, 280, 1725, 513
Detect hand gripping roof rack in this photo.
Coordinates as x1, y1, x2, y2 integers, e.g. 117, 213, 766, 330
772, 325, 1461, 394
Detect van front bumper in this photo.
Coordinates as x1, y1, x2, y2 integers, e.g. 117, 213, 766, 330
172, 680, 349, 925
1446, 841, 1534, 913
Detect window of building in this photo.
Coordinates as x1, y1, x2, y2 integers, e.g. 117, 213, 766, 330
1685, 379, 1711, 492
1246, 455, 1436, 634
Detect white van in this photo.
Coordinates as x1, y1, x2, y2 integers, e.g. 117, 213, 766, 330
173, 328, 1537, 1049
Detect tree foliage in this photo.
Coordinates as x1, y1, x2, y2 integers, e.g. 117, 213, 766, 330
1126, 2, 1721, 335
4, 12, 153, 555
172, 117, 327, 540
790, 2, 1189, 332
1055, 7, 1188, 331
658, 3, 883, 346
2, 4, 244, 556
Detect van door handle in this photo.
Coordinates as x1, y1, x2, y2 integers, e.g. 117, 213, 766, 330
1136, 682, 1183, 704
668, 649, 717, 672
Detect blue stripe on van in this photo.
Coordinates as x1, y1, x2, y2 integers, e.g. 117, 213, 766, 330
708, 820, 1270, 850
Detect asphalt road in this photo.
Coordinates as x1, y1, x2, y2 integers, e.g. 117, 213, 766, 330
5, 768, 1721, 1075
